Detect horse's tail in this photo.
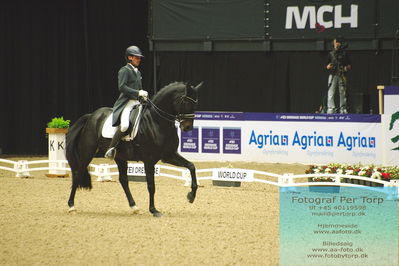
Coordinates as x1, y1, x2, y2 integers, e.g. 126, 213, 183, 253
66, 113, 92, 189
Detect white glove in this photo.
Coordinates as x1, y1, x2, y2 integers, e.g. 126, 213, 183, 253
138, 90, 148, 100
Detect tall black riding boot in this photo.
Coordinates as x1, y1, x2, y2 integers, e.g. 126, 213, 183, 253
104, 128, 127, 160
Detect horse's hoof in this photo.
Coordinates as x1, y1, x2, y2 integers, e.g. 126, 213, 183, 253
153, 212, 162, 217
131, 205, 140, 214
68, 206, 77, 213
187, 192, 196, 203
152, 210, 163, 217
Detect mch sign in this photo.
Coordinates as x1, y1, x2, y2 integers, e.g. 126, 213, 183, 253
285, 4, 358, 29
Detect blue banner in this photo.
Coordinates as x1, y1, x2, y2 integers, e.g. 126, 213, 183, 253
194, 111, 381, 123
223, 127, 241, 154
180, 127, 199, 153
201, 127, 220, 153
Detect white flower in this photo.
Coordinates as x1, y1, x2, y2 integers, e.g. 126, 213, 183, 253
325, 168, 331, 173
337, 169, 344, 175
371, 172, 382, 180
345, 169, 354, 175
358, 170, 366, 176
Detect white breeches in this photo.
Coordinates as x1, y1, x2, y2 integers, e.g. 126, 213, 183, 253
120, 100, 139, 132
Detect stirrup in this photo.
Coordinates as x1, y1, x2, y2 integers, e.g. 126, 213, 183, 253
104, 147, 116, 160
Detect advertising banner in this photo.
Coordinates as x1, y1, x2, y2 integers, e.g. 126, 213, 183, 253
151, 0, 399, 48
245, 114, 381, 164
201, 127, 220, 153
127, 163, 160, 176
269, 0, 375, 39
180, 127, 199, 153
223, 127, 241, 154
212, 168, 254, 182
179, 112, 383, 165
382, 86, 399, 165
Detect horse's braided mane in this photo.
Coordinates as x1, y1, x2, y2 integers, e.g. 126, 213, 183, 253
152, 81, 186, 101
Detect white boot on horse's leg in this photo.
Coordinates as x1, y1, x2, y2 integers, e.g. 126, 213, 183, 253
131, 205, 140, 214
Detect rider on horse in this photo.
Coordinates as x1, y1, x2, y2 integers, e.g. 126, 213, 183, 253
104, 45, 148, 160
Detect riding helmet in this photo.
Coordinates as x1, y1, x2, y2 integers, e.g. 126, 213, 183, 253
125, 45, 144, 58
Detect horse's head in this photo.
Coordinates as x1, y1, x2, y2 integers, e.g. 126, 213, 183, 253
174, 82, 203, 131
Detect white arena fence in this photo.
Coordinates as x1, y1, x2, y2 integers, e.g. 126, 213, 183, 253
1, 158, 399, 194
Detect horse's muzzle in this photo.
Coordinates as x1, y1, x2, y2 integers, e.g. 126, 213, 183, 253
180, 119, 194, 131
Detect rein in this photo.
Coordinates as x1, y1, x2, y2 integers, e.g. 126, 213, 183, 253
146, 95, 197, 123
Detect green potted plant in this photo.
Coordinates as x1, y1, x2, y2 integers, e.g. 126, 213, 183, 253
46, 116, 70, 134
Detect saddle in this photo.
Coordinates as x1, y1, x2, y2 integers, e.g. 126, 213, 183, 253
101, 105, 143, 141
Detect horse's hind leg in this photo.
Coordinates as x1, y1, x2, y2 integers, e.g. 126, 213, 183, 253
67, 135, 98, 211
67, 181, 78, 212
115, 158, 138, 212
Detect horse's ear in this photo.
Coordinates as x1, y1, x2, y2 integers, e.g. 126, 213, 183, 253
193, 81, 204, 92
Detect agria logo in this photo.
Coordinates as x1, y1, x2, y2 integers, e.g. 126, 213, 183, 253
248, 130, 376, 151
389, 111, 399, 150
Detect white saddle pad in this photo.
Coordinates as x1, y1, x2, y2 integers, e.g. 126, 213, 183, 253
101, 113, 139, 141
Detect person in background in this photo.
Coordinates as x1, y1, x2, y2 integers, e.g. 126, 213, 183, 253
104, 45, 148, 160
326, 37, 351, 114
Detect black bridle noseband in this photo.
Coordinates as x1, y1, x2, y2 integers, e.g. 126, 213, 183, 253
146, 93, 197, 123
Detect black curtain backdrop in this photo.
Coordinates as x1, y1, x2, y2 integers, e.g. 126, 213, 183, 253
157, 51, 392, 113
0, 0, 150, 154
0, 1, 394, 155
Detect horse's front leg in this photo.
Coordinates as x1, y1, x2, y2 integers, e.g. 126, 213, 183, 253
162, 152, 198, 203
144, 161, 162, 217
115, 158, 139, 213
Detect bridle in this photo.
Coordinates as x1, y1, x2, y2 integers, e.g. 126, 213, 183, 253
145, 91, 197, 123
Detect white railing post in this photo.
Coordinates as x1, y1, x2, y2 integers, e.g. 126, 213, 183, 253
334, 174, 341, 184
96, 164, 113, 182
280, 173, 296, 191
15, 160, 30, 178
389, 180, 399, 199
183, 170, 200, 186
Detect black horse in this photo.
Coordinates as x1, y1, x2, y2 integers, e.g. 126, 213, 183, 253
66, 81, 202, 217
